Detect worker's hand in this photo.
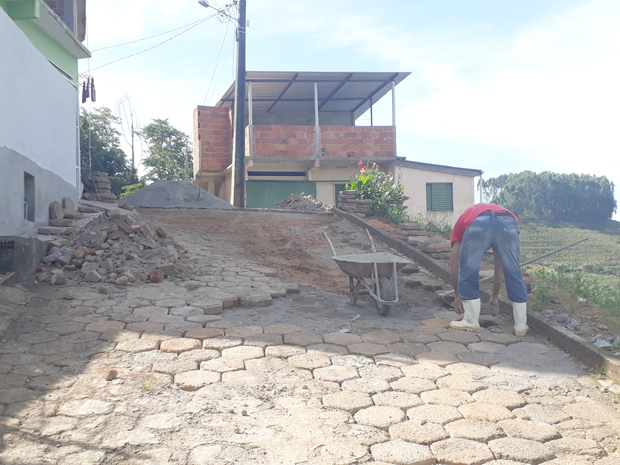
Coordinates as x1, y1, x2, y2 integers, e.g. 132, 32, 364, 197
453, 295, 464, 314
489, 295, 499, 309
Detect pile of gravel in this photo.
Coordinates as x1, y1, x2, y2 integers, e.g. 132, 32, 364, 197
122, 181, 234, 209
276, 193, 332, 212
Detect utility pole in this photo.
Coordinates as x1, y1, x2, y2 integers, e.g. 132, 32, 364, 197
232, 0, 247, 207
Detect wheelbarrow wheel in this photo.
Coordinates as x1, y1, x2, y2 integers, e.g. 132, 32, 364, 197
376, 276, 393, 316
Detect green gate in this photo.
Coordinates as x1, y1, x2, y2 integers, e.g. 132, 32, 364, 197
246, 181, 317, 208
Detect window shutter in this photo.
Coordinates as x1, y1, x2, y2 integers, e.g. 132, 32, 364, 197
426, 183, 453, 211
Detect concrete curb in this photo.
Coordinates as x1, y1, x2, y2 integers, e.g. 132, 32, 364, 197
333, 208, 620, 382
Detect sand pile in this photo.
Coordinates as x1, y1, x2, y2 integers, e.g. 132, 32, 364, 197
275, 193, 331, 212
122, 181, 234, 209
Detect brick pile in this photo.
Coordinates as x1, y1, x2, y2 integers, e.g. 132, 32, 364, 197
82, 171, 117, 203
338, 190, 373, 214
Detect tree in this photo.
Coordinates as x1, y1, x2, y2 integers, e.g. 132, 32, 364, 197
141, 119, 193, 182
80, 107, 138, 195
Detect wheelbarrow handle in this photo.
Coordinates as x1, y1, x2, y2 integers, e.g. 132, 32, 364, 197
365, 229, 377, 253
323, 232, 338, 257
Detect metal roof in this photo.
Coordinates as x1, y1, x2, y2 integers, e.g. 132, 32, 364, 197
216, 71, 410, 121
395, 159, 483, 177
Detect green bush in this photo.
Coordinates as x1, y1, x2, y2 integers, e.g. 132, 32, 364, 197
411, 214, 452, 239
346, 161, 409, 223
120, 181, 146, 198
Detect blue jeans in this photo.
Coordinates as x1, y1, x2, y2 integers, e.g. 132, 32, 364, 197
458, 212, 528, 303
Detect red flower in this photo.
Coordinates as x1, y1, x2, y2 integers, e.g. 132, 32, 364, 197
361, 167, 367, 173
358, 160, 363, 166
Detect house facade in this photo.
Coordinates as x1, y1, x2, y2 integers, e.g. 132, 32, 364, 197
395, 159, 482, 225
194, 71, 409, 208
0, 0, 89, 236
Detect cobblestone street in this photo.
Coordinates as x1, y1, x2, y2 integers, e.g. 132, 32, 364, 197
1, 209, 620, 465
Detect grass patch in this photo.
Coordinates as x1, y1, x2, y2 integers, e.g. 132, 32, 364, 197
411, 214, 452, 239
185, 283, 202, 291
137, 374, 160, 391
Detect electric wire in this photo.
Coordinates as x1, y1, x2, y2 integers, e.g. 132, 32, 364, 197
202, 19, 232, 104
88, 12, 217, 72
91, 16, 211, 52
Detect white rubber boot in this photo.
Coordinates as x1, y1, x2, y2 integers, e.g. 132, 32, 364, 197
513, 301, 529, 336
450, 298, 481, 332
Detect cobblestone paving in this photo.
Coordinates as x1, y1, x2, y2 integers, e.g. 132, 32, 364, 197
1, 216, 620, 464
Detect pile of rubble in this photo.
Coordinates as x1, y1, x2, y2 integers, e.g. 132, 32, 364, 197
82, 171, 118, 203
337, 190, 372, 215
275, 193, 331, 212
36, 207, 189, 287
400, 222, 451, 260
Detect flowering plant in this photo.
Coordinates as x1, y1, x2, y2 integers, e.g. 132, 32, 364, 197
346, 160, 410, 223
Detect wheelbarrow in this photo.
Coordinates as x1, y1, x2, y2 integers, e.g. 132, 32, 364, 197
323, 230, 410, 316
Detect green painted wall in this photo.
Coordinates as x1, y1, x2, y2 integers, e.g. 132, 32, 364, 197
2, 0, 78, 81
246, 181, 317, 208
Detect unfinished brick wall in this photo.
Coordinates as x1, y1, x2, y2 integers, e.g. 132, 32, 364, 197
194, 106, 233, 172
249, 125, 315, 157
321, 126, 395, 158
249, 124, 395, 158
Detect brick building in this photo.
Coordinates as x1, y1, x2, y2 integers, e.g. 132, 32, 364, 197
193, 71, 409, 208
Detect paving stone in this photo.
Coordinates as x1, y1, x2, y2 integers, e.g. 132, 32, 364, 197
468, 342, 508, 355
420, 318, 452, 328
200, 357, 245, 373
141, 331, 184, 342
116, 339, 160, 353
45, 322, 86, 335
401, 363, 448, 381
358, 365, 403, 382
485, 462, 529, 465
17, 331, 59, 344
221, 345, 264, 361
347, 342, 389, 357
375, 353, 419, 367
513, 404, 570, 424
407, 404, 463, 425
36, 416, 78, 436
427, 341, 470, 354
99, 330, 141, 342
498, 419, 561, 442
133, 306, 168, 318
125, 322, 165, 332
483, 375, 535, 393
355, 406, 405, 429
202, 336, 243, 350
345, 424, 390, 446
473, 389, 526, 409
0, 387, 40, 404
386, 342, 428, 357
331, 354, 375, 367
596, 458, 620, 465
322, 390, 373, 414
362, 331, 401, 345
152, 359, 198, 375
263, 324, 301, 334
458, 352, 503, 367
287, 352, 331, 370
438, 330, 481, 344
240, 294, 273, 307
160, 338, 202, 354
164, 320, 202, 331
459, 402, 515, 421
373, 391, 423, 410
342, 377, 391, 394
85, 321, 126, 332
57, 399, 114, 417
243, 333, 283, 348
563, 401, 620, 424
174, 370, 220, 391
544, 460, 590, 465
307, 343, 348, 356
445, 419, 506, 442
224, 326, 263, 337
431, 438, 495, 465
445, 362, 493, 378
61, 450, 107, 464
420, 388, 474, 407
183, 328, 224, 340
545, 438, 605, 459
488, 437, 555, 465
13, 362, 60, 377
0, 373, 28, 389
322, 332, 363, 346
370, 440, 435, 465
265, 345, 306, 358
177, 349, 220, 363
284, 332, 323, 346
169, 306, 203, 317
436, 374, 487, 393
478, 332, 520, 345
155, 298, 186, 308
313, 365, 359, 383
400, 330, 441, 344
185, 315, 222, 324
391, 376, 438, 395
139, 412, 183, 430
389, 419, 449, 445
416, 351, 459, 366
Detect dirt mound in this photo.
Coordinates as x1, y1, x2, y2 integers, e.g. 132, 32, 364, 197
276, 193, 332, 212
122, 181, 234, 209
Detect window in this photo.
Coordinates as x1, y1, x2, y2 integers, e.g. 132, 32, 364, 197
426, 183, 453, 212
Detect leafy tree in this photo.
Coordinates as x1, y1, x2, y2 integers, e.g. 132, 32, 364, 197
80, 107, 137, 195
141, 119, 193, 182
481, 171, 617, 221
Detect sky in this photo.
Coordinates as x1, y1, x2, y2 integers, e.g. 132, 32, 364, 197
83, 0, 620, 216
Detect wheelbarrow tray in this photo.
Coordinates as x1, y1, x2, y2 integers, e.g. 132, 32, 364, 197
332, 252, 410, 279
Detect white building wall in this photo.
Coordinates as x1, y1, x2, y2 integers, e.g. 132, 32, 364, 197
0, 9, 79, 236
397, 166, 477, 226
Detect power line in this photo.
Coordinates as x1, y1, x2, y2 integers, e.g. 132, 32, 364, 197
202, 19, 232, 104
89, 13, 217, 72
91, 16, 211, 52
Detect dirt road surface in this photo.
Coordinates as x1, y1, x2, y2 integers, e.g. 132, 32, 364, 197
1, 209, 619, 465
